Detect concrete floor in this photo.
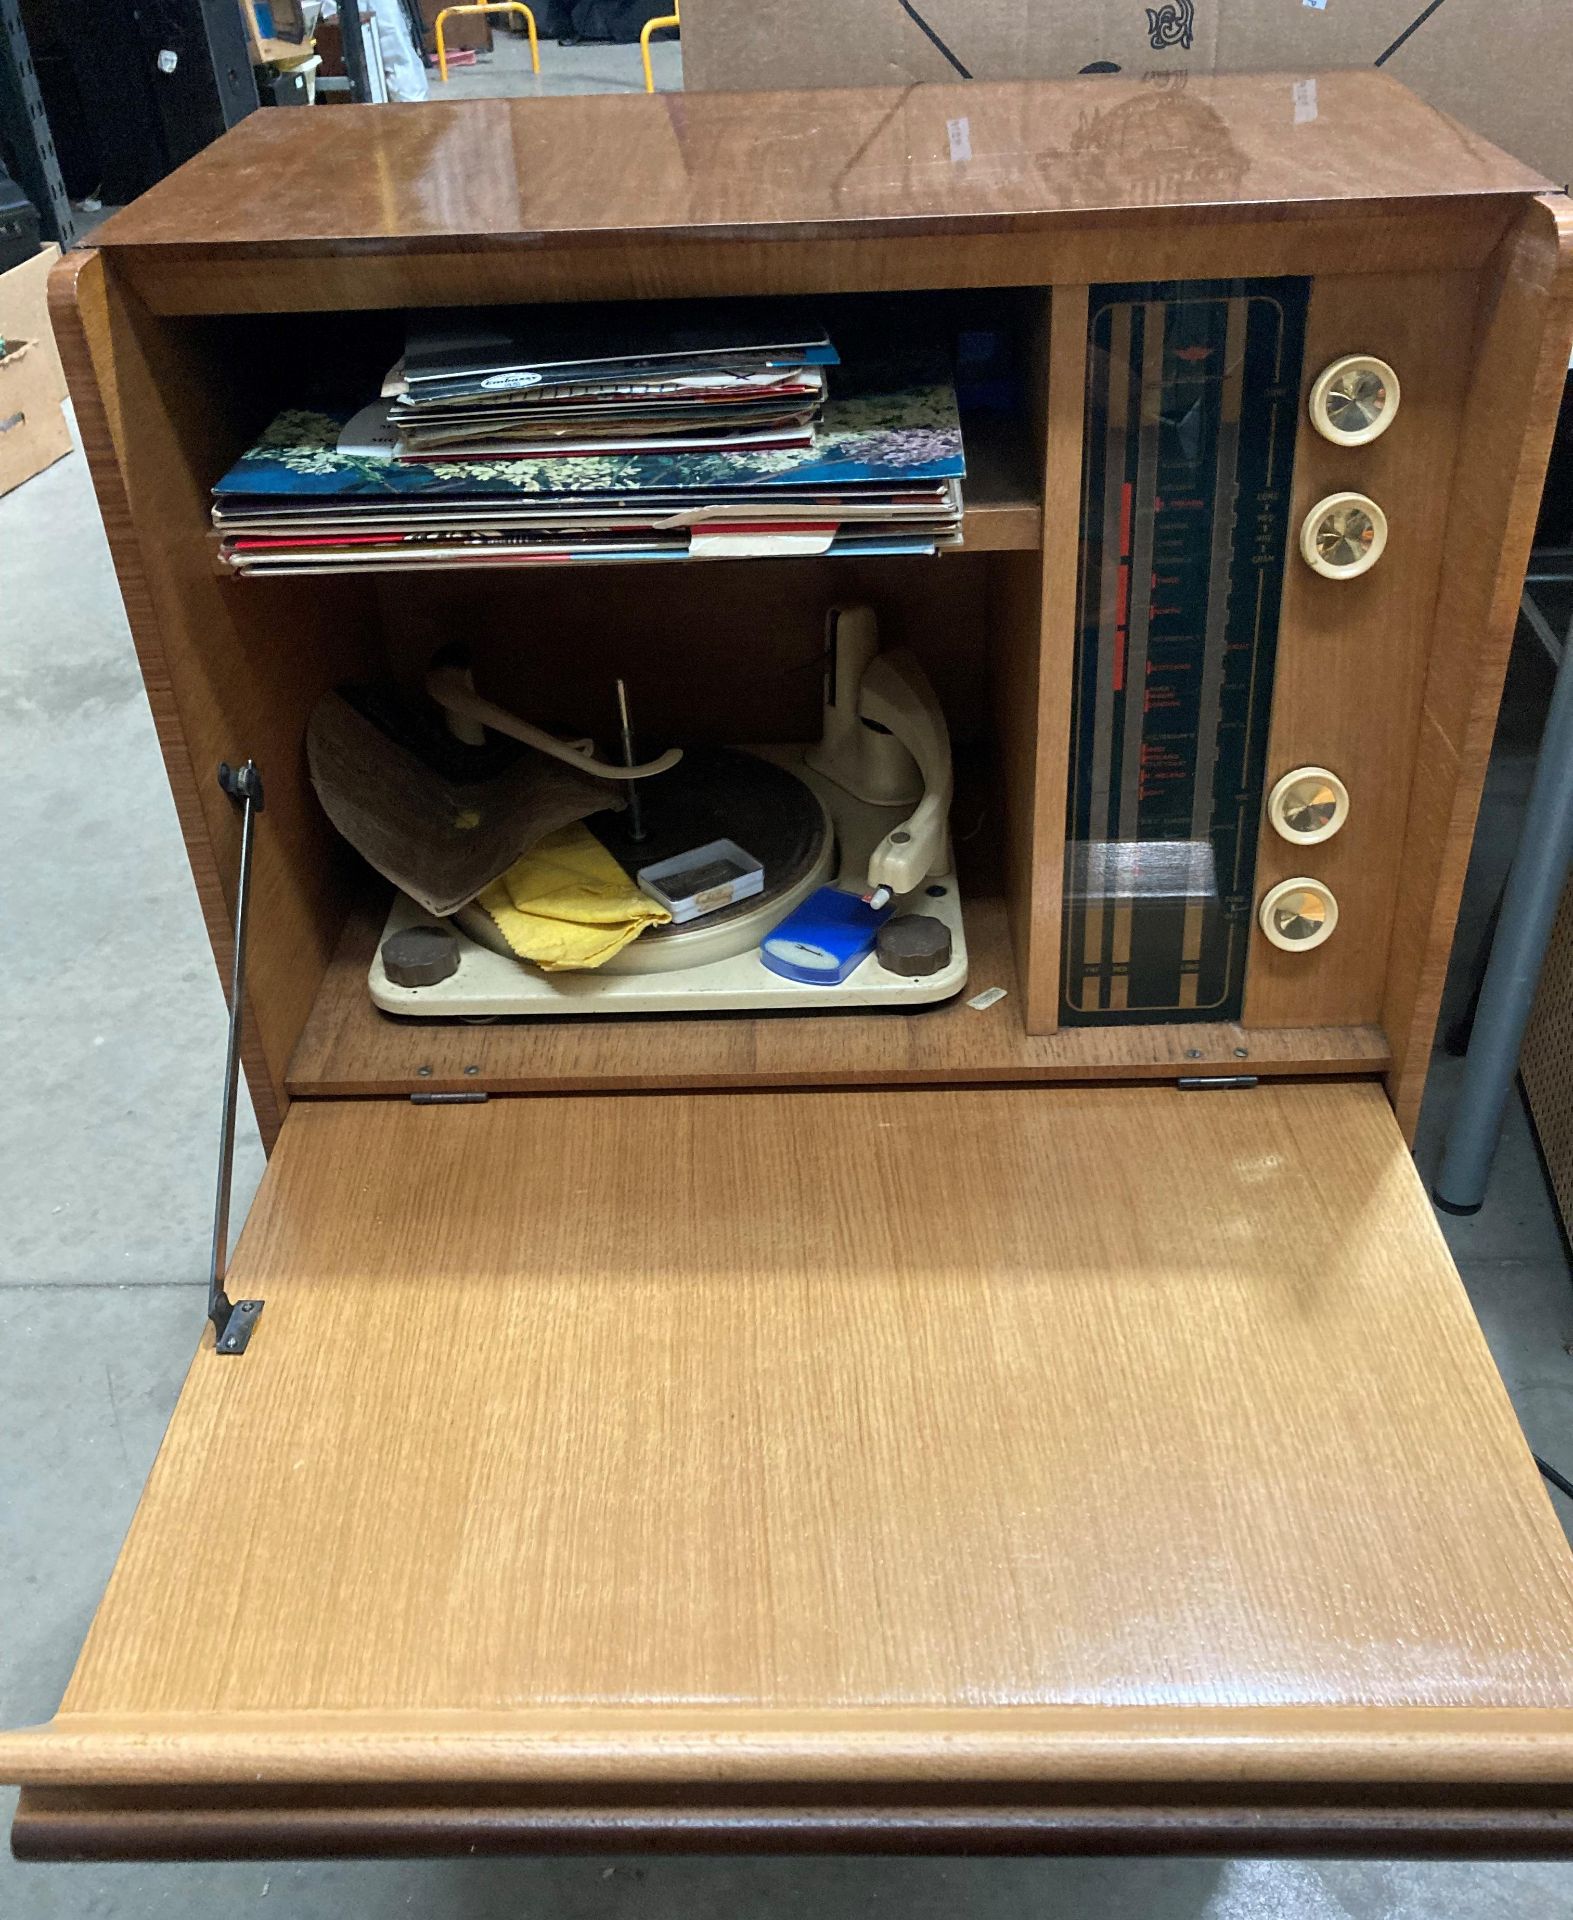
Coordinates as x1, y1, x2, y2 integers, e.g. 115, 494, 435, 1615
5, 421, 1573, 1913
433, 30, 681, 99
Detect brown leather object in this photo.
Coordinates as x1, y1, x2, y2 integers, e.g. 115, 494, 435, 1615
306, 691, 622, 917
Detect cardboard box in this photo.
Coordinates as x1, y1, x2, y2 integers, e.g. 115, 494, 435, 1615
0, 243, 64, 393
0, 243, 69, 497
682, 0, 1573, 190
243, 0, 310, 63
0, 339, 72, 497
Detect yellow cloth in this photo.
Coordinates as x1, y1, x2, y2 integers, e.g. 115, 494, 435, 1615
477, 823, 670, 972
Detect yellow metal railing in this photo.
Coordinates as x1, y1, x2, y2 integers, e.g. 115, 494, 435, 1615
640, 0, 678, 92
434, 1, 539, 84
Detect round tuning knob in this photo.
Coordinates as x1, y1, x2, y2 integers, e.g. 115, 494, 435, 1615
1300, 492, 1387, 579
1309, 354, 1400, 445
1259, 878, 1339, 953
1267, 766, 1350, 846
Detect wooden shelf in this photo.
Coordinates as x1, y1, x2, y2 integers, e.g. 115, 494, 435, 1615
956, 411, 1041, 552
288, 888, 1390, 1099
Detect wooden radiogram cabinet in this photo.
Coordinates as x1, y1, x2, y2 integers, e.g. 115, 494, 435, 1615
7, 74, 1573, 1858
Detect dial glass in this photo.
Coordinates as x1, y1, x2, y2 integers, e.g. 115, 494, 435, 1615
1314, 503, 1376, 570
1270, 889, 1329, 943
1323, 366, 1389, 436
1279, 777, 1340, 837
1061, 274, 1309, 1025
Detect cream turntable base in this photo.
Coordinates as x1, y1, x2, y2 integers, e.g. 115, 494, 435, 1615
369, 609, 970, 1017
369, 750, 968, 1017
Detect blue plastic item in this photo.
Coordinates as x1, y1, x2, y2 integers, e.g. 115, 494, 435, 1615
759, 887, 893, 986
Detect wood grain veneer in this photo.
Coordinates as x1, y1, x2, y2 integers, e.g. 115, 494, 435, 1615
16, 1785, 1573, 1858
989, 286, 1086, 1035
93, 74, 1543, 258
83, 77, 1539, 315
4, 1083, 1573, 1810
1243, 270, 1477, 1029
46, 251, 279, 1143
957, 409, 1041, 550
50, 253, 380, 1143
1383, 196, 1573, 1132
115, 209, 1521, 320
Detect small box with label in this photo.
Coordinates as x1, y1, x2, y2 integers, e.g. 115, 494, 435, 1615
636, 839, 765, 923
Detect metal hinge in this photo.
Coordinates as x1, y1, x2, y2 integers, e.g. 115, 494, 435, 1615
208, 760, 265, 1355
1177, 1074, 1260, 1091
410, 1089, 489, 1104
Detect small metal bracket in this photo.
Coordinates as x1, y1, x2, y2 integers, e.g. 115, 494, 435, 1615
215, 1297, 265, 1354
209, 760, 266, 1355
1177, 1074, 1260, 1091
411, 1089, 489, 1104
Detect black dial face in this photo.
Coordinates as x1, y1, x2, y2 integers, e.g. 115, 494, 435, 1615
1063, 276, 1308, 1026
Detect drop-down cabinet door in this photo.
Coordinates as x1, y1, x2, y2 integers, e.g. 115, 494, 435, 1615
6, 1080, 1573, 1857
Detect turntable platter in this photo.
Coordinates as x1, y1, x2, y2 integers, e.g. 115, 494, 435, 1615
590, 748, 829, 939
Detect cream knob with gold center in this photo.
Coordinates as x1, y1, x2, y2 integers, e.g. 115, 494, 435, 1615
1300, 493, 1387, 578
1309, 354, 1400, 445
1259, 878, 1339, 952
1267, 766, 1350, 845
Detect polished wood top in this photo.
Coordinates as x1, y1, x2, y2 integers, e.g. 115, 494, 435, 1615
92, 72, 1548, 261
5, 1082, 1573, 1792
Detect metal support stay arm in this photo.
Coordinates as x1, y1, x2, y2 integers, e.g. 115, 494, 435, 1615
208, 760, 265, 1355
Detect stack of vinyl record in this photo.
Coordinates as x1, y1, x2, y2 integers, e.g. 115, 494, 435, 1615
385, 305, 835, 460
209, 305, 967, 577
